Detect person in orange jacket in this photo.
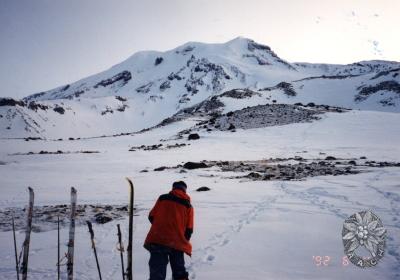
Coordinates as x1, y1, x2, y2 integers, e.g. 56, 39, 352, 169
144, 181, 194, 280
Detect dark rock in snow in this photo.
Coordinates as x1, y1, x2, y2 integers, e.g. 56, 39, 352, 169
115, 96, 127, 102
160, 81, 171, 91
154, 166, 167, 171
325, 156, 337, 160
0, 98, 25, 107
220, 89, 260, 99
155, 57, 164, 66
188, 133, 200, 140
183, 162, 208, 169
94, 213, 113, 224
246, 172, 262, 179
196, 186, 211, 192
53, 106, 65, 114
355, 80, 400, 103
94, 70, 131, 88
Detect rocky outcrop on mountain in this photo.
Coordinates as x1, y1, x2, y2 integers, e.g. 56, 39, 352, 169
370, 68, 400, 80
185, 57, 231, 94
0, 98, 50, 111
293, 74, 360, 82
355, 80, 400, 105
261, 82, 297, 97
0, 98, 25, 107
210, 104, 323, 130
94, 70, 131, 88
220, 89, 260, 99
247, 40, 296, 70
154, 57, 163, 66
136, 82, 154, 93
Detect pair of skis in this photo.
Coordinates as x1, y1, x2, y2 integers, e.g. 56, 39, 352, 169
12, 187, 77, 280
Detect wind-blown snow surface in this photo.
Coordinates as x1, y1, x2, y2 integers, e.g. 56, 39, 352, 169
1, 37, 400, 138
0, 110, 399, 279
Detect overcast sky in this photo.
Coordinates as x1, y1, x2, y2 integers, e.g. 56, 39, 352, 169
1, 0, 399, 98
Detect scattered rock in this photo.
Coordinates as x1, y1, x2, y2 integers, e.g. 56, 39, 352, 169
196, 186, 211, 192
10, 150, 99, 156
0, 204, 132, 232
94, 213, 113, 224
183, 162, 208, 169
129, 143, 186, 152
53, 106, 65, 114
188, 133, 200, 140
325, 156, 337, 160
155, 57, 164, 66
94, 70, 131, 88
228, 123, 236, 130
154, 166, 167, 171
246, 172, 263, 179
24, 137, 42, 141
115, 96, 127, 102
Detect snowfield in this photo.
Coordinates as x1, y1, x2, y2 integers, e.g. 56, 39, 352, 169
1, 109, 399, 279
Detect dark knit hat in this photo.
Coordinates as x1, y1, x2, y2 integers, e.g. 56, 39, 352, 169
172, 181, 187, 191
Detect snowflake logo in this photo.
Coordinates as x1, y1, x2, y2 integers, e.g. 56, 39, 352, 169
342, 210, 386, 268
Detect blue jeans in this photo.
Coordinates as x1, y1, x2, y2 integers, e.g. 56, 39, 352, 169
147, 244, 189, 280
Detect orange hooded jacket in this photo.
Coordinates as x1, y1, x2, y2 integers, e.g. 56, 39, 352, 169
144, 189, 194, 256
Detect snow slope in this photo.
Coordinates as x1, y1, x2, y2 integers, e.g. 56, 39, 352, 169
1, 37, 400, 138
0, 109, 400, 279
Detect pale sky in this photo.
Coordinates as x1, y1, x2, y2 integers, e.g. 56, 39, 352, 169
0, 0, 399, 98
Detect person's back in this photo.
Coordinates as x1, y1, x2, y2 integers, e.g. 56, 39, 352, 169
144, 181, 194, 280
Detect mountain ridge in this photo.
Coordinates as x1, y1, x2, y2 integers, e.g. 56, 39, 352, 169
1, 37, 400, 138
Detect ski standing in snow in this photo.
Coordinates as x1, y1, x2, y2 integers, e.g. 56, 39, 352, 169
21, 187, 34, 280
67, 187, 77, 280
125, 178, 134, 280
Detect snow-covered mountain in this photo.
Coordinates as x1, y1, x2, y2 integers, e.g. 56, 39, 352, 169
1, 37, 400, 138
